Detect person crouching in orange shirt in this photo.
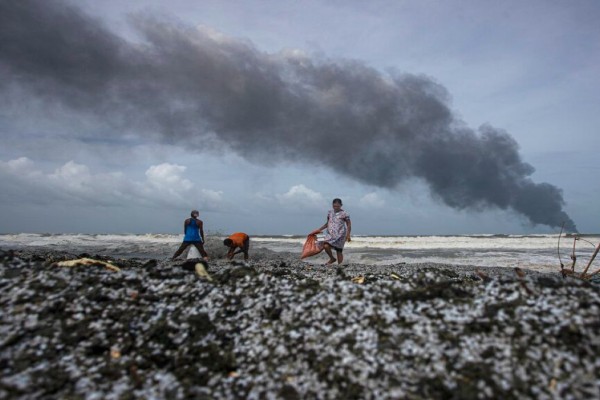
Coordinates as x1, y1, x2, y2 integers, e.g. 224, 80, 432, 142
223, 232, 250, 261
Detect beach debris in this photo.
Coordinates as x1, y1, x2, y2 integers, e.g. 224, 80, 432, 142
514, 267, 534, 295
142, 259, 158, 268
475, 268, 492, 283
52, 257, 121, 272
351, 275, 365, 284
581, 242, 600, 276
3, 249, 600, 399
195, 262, 213, 281
557, 227, 600, 280
231, 260, 249, 267
390, 273, 401, 280
110, 347, 121, 359
557, 222, 565, 269
570, 236, 577, 270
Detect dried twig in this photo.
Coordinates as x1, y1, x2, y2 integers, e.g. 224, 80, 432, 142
571, 237, 577, 272
581, 243, 600, 278
578, 237, 597, 247
557, 222, 565, 271
514, 267, 533, 295
588, 268, 600, 278
571, 236, 598, 269
559, 231, 600, 280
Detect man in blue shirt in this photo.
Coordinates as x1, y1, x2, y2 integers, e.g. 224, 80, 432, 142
172, 210, 209, 260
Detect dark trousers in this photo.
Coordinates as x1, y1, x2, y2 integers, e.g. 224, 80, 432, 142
172, 241, 208, 259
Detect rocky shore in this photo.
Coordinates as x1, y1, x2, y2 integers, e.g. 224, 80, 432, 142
1, 242, 600, 399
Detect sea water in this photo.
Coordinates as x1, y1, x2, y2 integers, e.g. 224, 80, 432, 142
1, 233, 598, 274
253, 234, 600, 273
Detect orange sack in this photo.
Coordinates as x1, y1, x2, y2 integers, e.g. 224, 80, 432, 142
301, 234, 323, 259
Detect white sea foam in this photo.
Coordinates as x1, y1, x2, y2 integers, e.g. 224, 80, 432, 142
251, 234, 600, 271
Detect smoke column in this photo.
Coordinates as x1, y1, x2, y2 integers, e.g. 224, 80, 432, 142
0, 0, 577, 231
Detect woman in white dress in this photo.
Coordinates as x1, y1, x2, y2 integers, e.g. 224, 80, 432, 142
312, 198, 351, 265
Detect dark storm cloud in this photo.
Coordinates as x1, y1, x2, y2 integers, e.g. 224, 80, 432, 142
0, 0, 576, 230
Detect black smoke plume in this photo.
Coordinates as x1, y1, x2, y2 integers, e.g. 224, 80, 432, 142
0, 0, 577, 231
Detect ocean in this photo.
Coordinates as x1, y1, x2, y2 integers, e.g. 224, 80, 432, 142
2, 232, 599, 274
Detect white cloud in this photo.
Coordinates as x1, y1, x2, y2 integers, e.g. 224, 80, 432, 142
359, 192, 385, 208
0, 158, 223, 210
145, 163, 190, 187
276, 184, 325, 210
3, 157, 37, 173
141, 163, 223, 209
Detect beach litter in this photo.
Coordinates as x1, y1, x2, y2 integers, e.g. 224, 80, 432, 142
51, 257, 121, 272
557, 225, 600, 281
194, 261, 213, 281
2, 247, 600, 399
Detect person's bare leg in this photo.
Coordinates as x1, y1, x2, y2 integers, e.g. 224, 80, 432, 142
323, 243, 336, 265
336, 250, 343, 264
243, 238, 250, 261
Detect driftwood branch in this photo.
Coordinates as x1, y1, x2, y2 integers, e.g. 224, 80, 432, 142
571, 237, 577, 272
557, 222, 565, 270
587, 268, 600, 278
559, 232, 600, 280
557, 221, 599, 281
581, 243, 600, 278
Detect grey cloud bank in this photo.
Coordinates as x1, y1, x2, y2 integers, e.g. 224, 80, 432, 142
0, 0, 577, 231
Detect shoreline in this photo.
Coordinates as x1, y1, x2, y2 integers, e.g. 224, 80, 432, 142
1, 248, 599, 398
2, 233, 589, 274
2, 244, 562, 278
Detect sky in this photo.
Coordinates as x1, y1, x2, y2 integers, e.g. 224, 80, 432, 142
1, 0, 599, 235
